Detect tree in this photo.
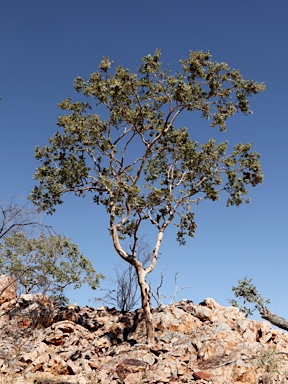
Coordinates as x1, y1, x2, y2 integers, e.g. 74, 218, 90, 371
0, 232, 103, 305
230, 277, 288, 331
0, 198, 104, 304
30, 50, 265, 343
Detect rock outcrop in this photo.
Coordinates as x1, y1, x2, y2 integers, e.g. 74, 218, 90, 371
0, 280, 288, 383
0, 274, 17, 305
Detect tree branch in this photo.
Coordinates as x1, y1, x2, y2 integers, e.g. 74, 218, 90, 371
261, 307, 288, 331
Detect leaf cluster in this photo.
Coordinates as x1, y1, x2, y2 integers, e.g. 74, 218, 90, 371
230, 277, 270, 317
0, 232, 104, 305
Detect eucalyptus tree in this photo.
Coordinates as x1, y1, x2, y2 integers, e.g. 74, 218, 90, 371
0, 198, 103, 304
30, 50, 265, 343
0, 232, 102, 304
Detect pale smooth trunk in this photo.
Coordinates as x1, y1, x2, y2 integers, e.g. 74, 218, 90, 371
136, 265, 155, 344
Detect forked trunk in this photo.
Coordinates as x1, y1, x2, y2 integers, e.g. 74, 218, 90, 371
135, 265, 155, 344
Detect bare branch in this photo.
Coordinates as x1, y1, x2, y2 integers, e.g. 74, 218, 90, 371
0, 197, 52, 240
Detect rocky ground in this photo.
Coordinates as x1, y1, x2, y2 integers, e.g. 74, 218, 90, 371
0, 276, 288, 383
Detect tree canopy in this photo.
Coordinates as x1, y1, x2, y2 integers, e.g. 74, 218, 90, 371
231, 277, 288, 332
30, 49, 265, 342
0, 199, 103, 305
0, 232, 102, 305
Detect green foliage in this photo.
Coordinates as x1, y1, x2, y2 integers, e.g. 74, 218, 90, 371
30, 49, 265, 252
230, 277, 270, 316
0, 232, 104, 305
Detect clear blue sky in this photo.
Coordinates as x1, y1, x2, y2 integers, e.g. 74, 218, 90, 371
1, 1, 287, 319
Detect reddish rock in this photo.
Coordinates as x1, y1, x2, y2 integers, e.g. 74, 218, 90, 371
0, 275, 17, 305
116, 358, 148, 380
30, 354, 49, 372
193, 370, 212, 380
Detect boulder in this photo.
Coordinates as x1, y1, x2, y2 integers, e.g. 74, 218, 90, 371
0, 275, 17, 305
